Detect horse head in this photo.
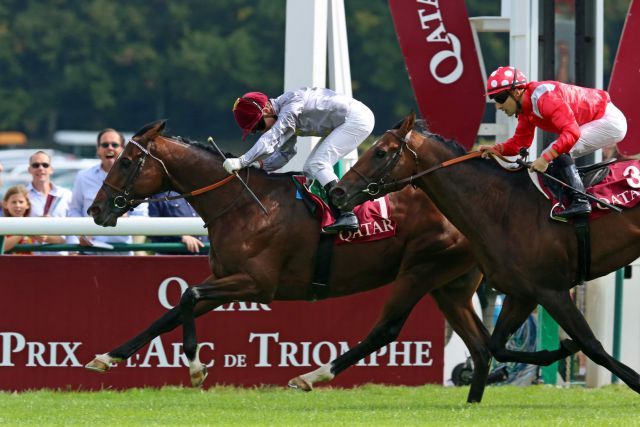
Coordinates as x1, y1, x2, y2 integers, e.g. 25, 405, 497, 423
89, 119, 172, 226
331, 112, 420, 211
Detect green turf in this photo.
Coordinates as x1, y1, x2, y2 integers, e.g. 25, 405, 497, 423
0, 384, 638, 426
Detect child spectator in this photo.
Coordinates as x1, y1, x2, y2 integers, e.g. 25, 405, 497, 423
1, 185, 34, 253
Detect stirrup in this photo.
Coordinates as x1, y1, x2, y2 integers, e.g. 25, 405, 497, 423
322, 213, 358, 234
555, 201, 592, 219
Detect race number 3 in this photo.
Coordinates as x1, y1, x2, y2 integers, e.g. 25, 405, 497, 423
623, 166, 640, 188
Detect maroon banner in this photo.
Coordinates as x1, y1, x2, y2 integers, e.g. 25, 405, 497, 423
388, 0, 485, 150
0, 257, 443, 391
609, 0, 640, 156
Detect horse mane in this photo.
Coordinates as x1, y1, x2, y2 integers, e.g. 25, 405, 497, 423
170, 135, 238, 159
392, 118, 467, 157
164, 134, 300, 178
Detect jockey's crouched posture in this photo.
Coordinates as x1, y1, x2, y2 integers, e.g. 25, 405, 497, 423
479, 66, 628, 219
226, 87, 375, 233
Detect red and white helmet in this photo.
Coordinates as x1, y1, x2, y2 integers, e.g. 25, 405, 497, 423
485, 66, 528, 96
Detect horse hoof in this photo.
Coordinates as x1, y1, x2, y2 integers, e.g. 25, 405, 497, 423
190, 365, 208, 388
288, 376, 312, 392
85, 358, 110, 373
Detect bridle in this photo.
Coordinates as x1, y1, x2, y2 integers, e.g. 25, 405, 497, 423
101, 139, 173, 209
101, 137, 238, 210
350, 129, 485, 197
349, 129, 419, 197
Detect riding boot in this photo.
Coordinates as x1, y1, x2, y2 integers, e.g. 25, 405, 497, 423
555, 155, 592, 219
321, 180, 359, 234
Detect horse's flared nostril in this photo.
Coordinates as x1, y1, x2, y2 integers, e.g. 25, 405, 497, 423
329, 186, 347, 208
87, 205, 100, 218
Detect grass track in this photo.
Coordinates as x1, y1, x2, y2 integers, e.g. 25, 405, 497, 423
0, 384, 638, 426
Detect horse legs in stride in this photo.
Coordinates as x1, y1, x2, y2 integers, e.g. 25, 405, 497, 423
85, 298, 221, 373
431, 284, 491, 403
180, 273, 272, 387
289, 270, 490, 404
539, 290, 640, 394
489, 295, 580, 366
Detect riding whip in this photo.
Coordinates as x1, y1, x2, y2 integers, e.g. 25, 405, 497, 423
207, 137, 270, 216
516, 159, 622, 213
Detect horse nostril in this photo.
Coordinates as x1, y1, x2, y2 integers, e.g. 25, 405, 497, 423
329, 186, 346, 205
87, 206, 100, 217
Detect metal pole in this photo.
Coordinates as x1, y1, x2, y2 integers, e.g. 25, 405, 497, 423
612, 268, 624, 383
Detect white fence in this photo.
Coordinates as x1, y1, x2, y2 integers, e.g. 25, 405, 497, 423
0, 217, 207, 236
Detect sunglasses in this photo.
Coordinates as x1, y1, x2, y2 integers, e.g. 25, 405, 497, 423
100, 142, 122, 149
490, 91, 510, 104
252, 118, 266, 133
30, 162, 50, 169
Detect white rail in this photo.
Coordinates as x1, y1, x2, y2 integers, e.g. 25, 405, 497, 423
0, 217, 207, 236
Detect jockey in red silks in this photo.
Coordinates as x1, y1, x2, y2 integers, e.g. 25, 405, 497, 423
227, 88, 375, 233
479, 66, 628, 218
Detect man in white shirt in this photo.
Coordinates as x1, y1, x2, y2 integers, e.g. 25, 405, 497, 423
67, 128, 148, 254
27, 151, 73, 254
226, 88, 375, 233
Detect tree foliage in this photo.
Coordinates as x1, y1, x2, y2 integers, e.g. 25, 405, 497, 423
0, 0, 632, 148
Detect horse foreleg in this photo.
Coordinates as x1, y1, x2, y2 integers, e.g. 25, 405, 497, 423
289, 276, 425, 392
540, 290, 640, 394
180, 273, 273, 387
85, 298, 220, 373
490, 295, 579, 365
431, 278, 491, 404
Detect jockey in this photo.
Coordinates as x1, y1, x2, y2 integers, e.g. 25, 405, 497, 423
479, 66, 628, 219
226, 87, 375, 233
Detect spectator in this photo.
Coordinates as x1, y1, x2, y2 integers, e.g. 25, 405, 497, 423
148, 191, 208, 255
1, 185, 34, 253
67, 128, 148, 254
26, 150, 72, 252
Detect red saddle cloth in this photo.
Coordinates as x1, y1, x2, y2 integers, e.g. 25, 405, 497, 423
293, 176, 397, 245
540, 160, 640, 220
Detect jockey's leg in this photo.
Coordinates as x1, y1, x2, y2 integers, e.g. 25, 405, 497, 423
322, 180, 358, 233
555, 154, 591, 219
304, 101, 374, 234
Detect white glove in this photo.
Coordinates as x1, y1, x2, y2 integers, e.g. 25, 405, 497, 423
223, 158, 242, 174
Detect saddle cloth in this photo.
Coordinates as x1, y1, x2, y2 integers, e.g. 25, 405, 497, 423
533, 159, 640, 220
292, 175, 397, 244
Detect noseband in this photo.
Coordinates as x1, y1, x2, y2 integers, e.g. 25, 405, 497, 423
350, 130, 418, 197
102, 138, 171, 209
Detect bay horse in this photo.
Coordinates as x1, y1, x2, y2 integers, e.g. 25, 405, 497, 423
331, 112, 640, 395
85, 120, 491, 403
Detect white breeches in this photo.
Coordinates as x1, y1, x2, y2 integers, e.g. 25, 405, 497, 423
303, 100, 375, 187
569, 102, 628, 158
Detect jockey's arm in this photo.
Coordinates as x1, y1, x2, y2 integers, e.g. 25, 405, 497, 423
261, 138, 298, 172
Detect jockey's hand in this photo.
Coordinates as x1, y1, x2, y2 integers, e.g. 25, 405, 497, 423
223, 158, 242, 174
479, 145, 498, 159
530, 156, 550, 173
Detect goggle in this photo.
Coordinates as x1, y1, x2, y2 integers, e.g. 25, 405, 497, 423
490, 91, 510, 104
30, 162, 50, 169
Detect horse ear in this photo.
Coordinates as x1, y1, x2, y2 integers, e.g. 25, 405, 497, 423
401, 112, 416, 135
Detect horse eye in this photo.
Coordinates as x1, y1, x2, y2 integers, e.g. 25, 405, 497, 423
375, 149, 386, 158
120, 158, 132, 168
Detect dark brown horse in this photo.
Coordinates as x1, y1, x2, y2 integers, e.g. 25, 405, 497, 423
84, 120, 491, 402
331, 112, 640, 394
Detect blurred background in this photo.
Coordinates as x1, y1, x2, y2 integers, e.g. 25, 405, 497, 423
0, 0, 631, 192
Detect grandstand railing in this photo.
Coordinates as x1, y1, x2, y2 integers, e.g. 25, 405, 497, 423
0, 217, 208, 254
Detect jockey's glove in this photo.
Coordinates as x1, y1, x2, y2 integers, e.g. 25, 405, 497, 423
223, 158, 242, 174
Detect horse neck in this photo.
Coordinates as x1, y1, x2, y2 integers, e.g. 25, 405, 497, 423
413, 142, 532, 243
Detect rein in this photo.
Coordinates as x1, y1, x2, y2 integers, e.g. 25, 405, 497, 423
103, 137, 244, 208
359, 130, 521, 196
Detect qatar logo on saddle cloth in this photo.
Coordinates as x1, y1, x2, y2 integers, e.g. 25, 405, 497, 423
535, 160, 640, 220
293, 176, 397, 244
